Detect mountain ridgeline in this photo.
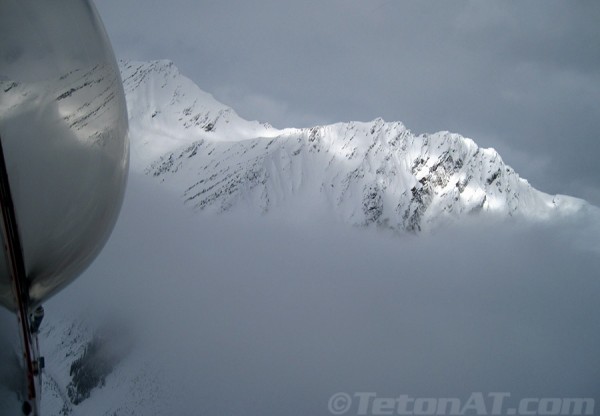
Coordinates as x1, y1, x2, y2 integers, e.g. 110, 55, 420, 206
34, 60, 600, 415
120, 60, 587, 232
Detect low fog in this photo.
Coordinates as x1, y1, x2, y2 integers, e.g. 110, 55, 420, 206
41, 173, 600, 415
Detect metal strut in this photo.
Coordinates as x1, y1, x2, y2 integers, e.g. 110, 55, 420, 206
0, 135, 41, 415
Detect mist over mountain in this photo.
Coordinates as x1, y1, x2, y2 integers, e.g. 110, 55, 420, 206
34, 61, 600, 415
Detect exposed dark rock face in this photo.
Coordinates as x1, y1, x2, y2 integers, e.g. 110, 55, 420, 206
66, 327, 132, 405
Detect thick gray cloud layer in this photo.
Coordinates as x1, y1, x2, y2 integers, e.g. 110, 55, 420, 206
41, 173, 600, 414
96, 0, 600, 205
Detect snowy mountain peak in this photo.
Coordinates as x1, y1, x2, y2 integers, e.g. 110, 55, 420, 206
121, 61, 590, 232
120, 60, 279, 169
34, 60, 600, 416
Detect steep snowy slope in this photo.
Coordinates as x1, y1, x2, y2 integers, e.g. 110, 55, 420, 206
123, 60, 589, 232
120, 60, 279, 170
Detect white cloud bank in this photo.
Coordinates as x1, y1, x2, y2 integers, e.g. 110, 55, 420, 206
36, 173, 600, 415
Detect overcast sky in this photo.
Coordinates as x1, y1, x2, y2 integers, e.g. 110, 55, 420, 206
95, 0, 600, 206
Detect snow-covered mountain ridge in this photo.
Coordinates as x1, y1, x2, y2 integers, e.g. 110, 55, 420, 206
32, 60, 600, 415
121, 60, 590, 232
121, 60, 280, 171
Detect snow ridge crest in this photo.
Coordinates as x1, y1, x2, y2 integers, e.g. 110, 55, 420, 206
121, 60, 588, 232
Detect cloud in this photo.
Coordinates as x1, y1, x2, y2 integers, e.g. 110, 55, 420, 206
212, 86, 330, 128
41, 173, 600, 414
95, 0, 600, 205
